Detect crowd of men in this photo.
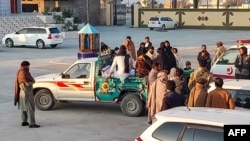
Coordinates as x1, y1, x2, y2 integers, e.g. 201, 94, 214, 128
108, 36, 236, 125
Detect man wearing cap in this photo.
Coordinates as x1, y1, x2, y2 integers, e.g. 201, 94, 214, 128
188, 58, 213, 90
188, 78, 208, 107
213, 41, 226, 64
183, 61, 194, 85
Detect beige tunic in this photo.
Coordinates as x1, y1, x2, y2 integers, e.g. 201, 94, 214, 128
147, 71, 168, 123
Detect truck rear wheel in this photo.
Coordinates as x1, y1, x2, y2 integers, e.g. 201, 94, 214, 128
120, 94, 144, 117
35, 89, 55, 110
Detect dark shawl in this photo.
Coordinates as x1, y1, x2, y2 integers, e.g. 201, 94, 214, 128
14, 67, 35, 106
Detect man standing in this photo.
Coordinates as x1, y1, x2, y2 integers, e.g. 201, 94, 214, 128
234, 46, 250, 79
123, 36, 136, 60
144, 36, 152, 51
161, 80, 186, 110
188, 58, 213, 90
147, 70, 168, 124
213, 41, 226, 64
197, 44, 212, 71
183, 61, 194, 85
147, 62, 161, 86
206, 78, 235, 109
188, 78, 208, 107
14, 61, 40, 128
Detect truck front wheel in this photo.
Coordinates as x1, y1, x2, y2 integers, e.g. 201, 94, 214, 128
35, 89, 55, 110
120, 94, 144, 117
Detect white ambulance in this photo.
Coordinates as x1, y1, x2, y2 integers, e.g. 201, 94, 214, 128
210, 39, 250, 79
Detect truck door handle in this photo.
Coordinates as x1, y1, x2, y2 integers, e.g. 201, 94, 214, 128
83, 81, 89, 85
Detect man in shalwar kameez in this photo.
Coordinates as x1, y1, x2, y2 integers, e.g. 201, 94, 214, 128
14, 61, 40, 128
147, 70, 168, 124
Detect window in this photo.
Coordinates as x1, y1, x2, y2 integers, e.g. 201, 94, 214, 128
182, 126, 223, 141
193, 129, 223, 141
161, 17, 167, 21
49, 28, 60, 34
64, 63, 91, 79
28, 28, 38, 34
152, 122, 185, 141
182, 127, 194, 141
149, 17, 159, 21
216, 49, 238, 65
226, 89, 237, 99
234, 90, 250, 109
168, 17, 173, 21
37, 28, 46, 34
16, 28, 28, 34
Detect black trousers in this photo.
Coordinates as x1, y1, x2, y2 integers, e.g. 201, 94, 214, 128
235, 74, 250, 79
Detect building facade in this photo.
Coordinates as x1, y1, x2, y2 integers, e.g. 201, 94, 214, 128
0, 0, 22, 16
0, 0, 101, 25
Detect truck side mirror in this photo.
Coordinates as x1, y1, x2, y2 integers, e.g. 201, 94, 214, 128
61, 73, 66, 78
61, 73, 70, 79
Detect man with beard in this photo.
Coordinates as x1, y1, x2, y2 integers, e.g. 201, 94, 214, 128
154, 46, 176, 73
146, 46, 157, 60
14, 61, 40, 128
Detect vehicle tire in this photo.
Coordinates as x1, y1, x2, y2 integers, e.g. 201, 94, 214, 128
174, 24, 178, 29
36, 39, 45, 49
120, 94, 144, 117
161, 24, 166, 30
5, 38, 14, 48
34, 89, 55, 110
150, 27, 153, 30
50, 44, 57, 48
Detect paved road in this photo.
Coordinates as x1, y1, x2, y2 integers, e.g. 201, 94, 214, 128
0, 26, 250, 141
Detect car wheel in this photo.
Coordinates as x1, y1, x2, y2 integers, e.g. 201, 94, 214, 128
35, 89, 55, 110
120, 94, 144, 117
50, 44, 58, 48
36, 40, 45, 49
5, 38, 14, 48
150, 27, 153, 30
174, 24, 178, 29
161, 24, 166, 30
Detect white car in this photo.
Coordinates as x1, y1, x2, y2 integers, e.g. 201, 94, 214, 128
208, 79, 250, 110
148, 16, 178, 30
2, 26, 63, 49
135, 106, 250, 141
211, 39, 250, 79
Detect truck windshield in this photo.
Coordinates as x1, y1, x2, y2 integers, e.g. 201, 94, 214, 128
64, 63, 91, 79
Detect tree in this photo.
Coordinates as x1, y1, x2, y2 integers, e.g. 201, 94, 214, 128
151, 0, 158, 8
217, 0, 220, 9
158, 3, 164, 8
193, 0, 199, 9
172, 0, 177, 8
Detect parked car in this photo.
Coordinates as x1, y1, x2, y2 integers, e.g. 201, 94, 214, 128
211, 39, 250, 79
135, 106, 250, 141
147, 16, 178, 30
208, 79, 250, 110
2, 26, 63, 49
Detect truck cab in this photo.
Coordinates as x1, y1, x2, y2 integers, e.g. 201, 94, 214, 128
33, 53, 147, 117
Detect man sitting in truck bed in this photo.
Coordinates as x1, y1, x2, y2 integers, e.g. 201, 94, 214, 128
108, 45, 134, 83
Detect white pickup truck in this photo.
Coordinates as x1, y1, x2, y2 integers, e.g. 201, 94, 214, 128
33, 54, 147, 117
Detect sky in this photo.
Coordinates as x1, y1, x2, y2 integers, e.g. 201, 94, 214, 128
121, 0, 166, 4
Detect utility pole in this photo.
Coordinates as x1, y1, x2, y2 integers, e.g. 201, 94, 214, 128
86, 0, 89, 23
152, 0, 154, 8
114, 0, 117, 25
